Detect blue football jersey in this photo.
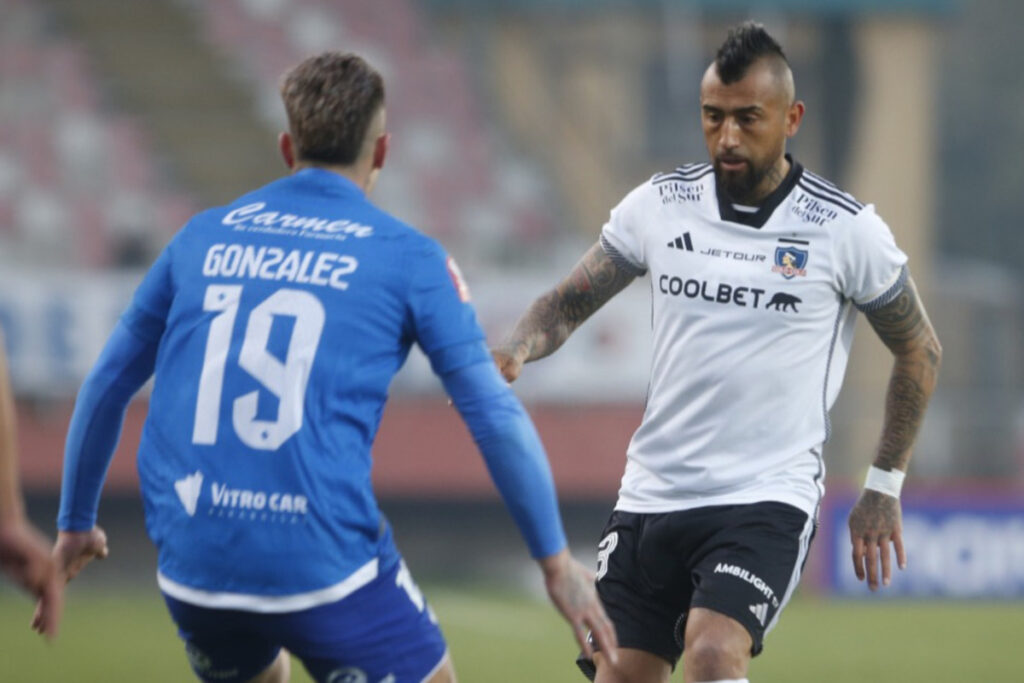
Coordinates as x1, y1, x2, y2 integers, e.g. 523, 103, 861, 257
121, 169, 490, 606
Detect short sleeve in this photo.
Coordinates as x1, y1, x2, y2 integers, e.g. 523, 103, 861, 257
834, 205, 909, 312
407, 240, 489, 375
599, 183, 650, 276
121, 241, 175, 342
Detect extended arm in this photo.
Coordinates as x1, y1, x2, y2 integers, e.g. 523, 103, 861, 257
32, 320, 160, 632
58, 321, 159, 532
865, 276, 942, 473
0, 332, 62, 638
45, 320, 160, 580
410, 240, 618, 661
848, 275, 942, 590
493, 241, 636, 382
48, 244, 173, 598
442, 361, 566, 559
0, 333, 24, 524
440, 358, 617, 662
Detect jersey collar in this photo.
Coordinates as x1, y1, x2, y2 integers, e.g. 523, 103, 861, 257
293, 167, 366, 198
714, 154, 803, 229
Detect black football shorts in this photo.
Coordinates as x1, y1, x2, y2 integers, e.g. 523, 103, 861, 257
584, 501, 815, 672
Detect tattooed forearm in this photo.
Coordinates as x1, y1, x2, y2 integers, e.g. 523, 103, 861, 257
499, 241, 636, 364
864, 276, 942, 472
874, 361, 930, 471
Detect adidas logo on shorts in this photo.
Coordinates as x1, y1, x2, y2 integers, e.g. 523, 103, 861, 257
749, 602, 769, 626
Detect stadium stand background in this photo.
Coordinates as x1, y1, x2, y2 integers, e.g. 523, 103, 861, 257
1, 0, 1022, 596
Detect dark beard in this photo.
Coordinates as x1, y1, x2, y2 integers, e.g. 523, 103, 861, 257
714, 159, 773, 205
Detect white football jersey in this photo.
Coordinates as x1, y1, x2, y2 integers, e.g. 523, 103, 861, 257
601, 157, 907, 518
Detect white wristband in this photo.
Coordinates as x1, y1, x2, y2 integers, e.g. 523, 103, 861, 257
864, 466, 905, 498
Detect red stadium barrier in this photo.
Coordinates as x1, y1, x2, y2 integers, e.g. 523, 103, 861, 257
17, 399, 642, 499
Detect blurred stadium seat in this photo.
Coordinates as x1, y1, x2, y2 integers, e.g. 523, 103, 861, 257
0, 0, 196, 268
185, 0, 555, 255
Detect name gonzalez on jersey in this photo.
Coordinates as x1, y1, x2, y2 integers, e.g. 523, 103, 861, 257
202, 243, 358, 291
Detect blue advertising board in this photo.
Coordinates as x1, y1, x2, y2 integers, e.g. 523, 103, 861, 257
823, 491, 1024, 598
0, 269, 138, 397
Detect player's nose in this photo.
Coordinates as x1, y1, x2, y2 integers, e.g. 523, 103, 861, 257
720, 118, 742, 148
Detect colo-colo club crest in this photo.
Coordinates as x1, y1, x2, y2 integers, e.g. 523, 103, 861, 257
772, 246, 808, 279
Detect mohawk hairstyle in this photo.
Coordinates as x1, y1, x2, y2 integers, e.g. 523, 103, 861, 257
714, 21, 788, 84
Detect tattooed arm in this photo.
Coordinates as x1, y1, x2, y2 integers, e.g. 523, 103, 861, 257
493, 241, 637, 382
848, 275, 942, 590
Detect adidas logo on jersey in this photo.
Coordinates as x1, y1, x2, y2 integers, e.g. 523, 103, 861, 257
174, 471, 204, 517
667, 233, 694, 251
749, 602, 769, 626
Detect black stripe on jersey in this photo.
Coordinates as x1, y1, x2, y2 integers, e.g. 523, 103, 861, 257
778, 238, 809, 245
802, 172, 864, 210
803, 170, 864, 203
796, 180, 859, 216
653, 167, 713, 185
657, 162, 712, 176
599, 234, 647, 277
652, 165, 699, 180
821, 303, 847, 444
801, 181, 863, 215
653, 171, 713, 185
856, 264, 909, 313
798, 176, 861, 213
676, 162, 712, 173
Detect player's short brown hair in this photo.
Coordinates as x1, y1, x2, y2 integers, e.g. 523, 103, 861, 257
280, 52, 385, 166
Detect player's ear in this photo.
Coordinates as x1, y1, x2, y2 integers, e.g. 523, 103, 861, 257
372, 133, 389, 171
786, 100, 805, 138
279, 132, 297, 170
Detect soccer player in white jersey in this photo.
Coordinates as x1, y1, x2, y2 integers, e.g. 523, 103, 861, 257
493, 22, 942, 683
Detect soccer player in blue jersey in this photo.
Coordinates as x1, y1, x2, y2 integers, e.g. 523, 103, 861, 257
38, 52, 616, 682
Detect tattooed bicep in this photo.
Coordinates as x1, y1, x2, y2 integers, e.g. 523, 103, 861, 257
864, 275, 938, 357
574, 242, 637, 294
555, 242, 637, 325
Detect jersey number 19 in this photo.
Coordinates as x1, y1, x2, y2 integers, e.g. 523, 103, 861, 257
191, 284, 325, 450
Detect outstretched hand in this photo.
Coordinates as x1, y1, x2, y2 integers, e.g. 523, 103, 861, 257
32, 527, 109, 636
848, 490, 906, 591
539, 549, 619, 665
490, 348, 524, 384
0, 517, 63, 639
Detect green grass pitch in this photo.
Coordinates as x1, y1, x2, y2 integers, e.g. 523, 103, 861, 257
1, 587, 1020, 681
